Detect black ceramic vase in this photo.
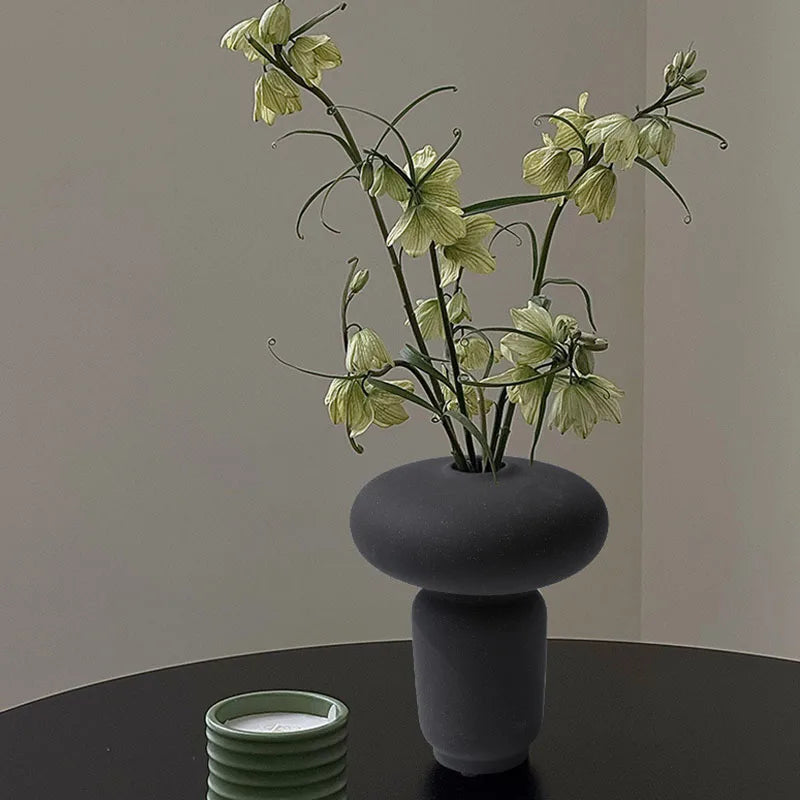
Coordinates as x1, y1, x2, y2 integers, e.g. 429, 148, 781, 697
350, 456, 608, 776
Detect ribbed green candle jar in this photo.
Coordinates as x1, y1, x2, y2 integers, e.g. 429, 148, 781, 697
205, 691, 348, 800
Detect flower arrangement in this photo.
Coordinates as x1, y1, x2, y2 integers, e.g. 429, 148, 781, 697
221, 2, 727, 475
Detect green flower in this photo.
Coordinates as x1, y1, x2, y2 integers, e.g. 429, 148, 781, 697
221, 18, 259, 50
253, 70, 302, 125
638, 118, 676, 166
288, 35, 342, 87
345, 328, 393, 373
522, 134, 572, 198
407, 298, 445, 340
386, 146, 466, 257
259, 2, 291, 46
585, 114, 640, 169
443, 384, 492, 418
325, 378, 373, 436
456, 336, 498, 371
367, 161, 410, 203
571, 165, 617, 222
552, 92, 594, 164
439, 214, 496, 286
499, 302, 557, 365
221, 18, 270, 62
446, 290, 471, 324
489, 365, 551, 425
325, 378, 414, 438
368, 379, 414, 428
548, 373, 623, 438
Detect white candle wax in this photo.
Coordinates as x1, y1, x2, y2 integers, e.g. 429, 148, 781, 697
225, 711, 332, 734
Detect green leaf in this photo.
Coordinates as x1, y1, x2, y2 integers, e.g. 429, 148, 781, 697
366, 378, 440, 415
444, 408, 497, 478
462, 192, 568, 216
290, 2, 348, 39
541, 277, 598, 331
296, 165, 356, 238
374, 86, 458, 151
332, 105, 417, 182
666, 116, 729, 149
399, 345, 456, 391
634, 156, 692, 224
272, 128, 355, 160
529, 373, 555, 464
660, 87, 705, 108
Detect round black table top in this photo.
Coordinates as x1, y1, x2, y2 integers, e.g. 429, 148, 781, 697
1, 640, 798, 799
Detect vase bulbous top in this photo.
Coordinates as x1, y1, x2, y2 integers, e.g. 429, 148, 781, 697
350, 456, 608, 597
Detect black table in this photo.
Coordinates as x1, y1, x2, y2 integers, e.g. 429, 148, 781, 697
2, 640, 798, 799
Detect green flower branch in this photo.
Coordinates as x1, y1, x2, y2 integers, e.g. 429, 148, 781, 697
222, 6, 726, 473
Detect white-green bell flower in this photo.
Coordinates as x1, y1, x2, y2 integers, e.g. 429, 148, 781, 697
522, 134, 572, 198
259, 2, 291, 46
446, 290, 471, 324
552, 91, 594, 164
571, 165, 617, 222
368, 161, 410, 203
387, 146, 466, 257
438, 214, 496, 286
554, 314, 580, 343
407, 298, 445, 340
638, 118, 676, 166
499, 302, 557, 365
221, 18, 270, 62
442, 384, 492, 418
367, 379, 414, 428
325, 378, 373, 437
345, 328, 393, 373
221, 18, 259, 51
288, 35, 342, 86
548, 373, 623, 438
253, 70, 302, 124
585, 114, 640, 169
489, 364, 551, 425
253, 74, 277, 125
456, 336, 498, 371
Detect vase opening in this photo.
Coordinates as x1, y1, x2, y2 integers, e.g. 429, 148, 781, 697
449, 458, 507, 474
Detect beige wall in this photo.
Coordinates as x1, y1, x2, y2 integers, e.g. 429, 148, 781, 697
642, 1, 800, 658
1, 0, 646, 709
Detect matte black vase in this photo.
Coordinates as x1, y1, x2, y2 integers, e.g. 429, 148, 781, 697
350, 457, 608, 776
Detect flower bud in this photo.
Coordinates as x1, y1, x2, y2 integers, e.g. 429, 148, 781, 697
664, 64, 677, 85
530, 294, 552, 310
359, 161, 374, 192
684, 49, 697, 69
259, 2, 291, 46
574, 347, 595, 376
578, 333, 609, 351
672, 50, 685, 71
684, 68, 707, 85
349, 269, 369, 294
345, 328, 393, 373
447, 291, 472, 324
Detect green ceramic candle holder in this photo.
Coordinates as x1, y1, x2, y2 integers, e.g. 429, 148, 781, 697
205, 690, 349, 800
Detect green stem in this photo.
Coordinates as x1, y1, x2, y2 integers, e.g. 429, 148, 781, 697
429, 244, 478, 471
486, 388, 507, 471
262, 44, 469, 469
493, 401, 516, 467
533, 202, 565, 295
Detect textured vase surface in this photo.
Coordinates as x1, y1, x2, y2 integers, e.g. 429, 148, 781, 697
350, 456, 608, 776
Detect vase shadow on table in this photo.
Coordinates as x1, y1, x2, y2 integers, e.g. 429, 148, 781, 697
424, 760, 546, 800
